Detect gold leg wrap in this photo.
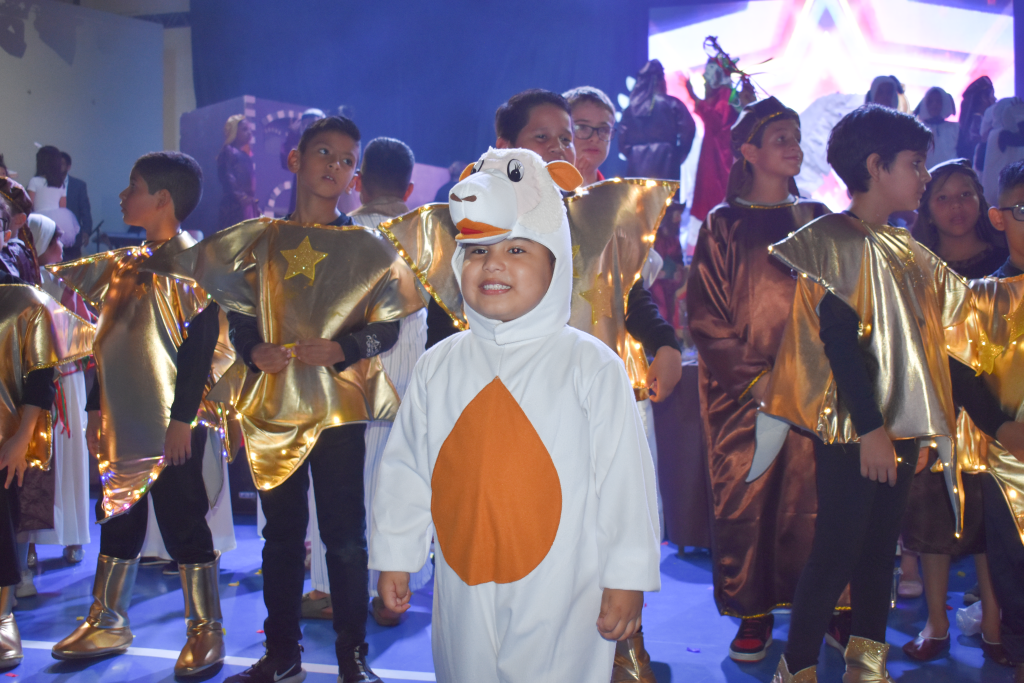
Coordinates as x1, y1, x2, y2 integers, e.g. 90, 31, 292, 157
174, 555, 225, 677
771, 656, 817, 683
842, 636, 895, 683
51, 554, 138, 660
611, 632, 656, 683
0, 586, 22, 670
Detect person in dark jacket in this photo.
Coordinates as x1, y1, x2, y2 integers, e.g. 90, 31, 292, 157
59, 152, 92, 259
619, 59, 695, 182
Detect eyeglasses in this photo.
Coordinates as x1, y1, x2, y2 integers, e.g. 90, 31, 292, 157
573, 123, 616, 142
998, 204, 1024, 221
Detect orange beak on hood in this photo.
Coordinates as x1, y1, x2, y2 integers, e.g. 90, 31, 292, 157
455, 218, 512, 242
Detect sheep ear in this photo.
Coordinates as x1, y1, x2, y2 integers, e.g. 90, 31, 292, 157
458, 162, 476, 181
546, 160, 584, 191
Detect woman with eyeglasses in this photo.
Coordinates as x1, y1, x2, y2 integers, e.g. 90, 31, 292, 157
902, 158, 1010, 665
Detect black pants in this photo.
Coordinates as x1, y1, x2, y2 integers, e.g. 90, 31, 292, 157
259, 424, 368, 661
982, 473, 1024, 664
0, 480, 18, 587
98, 426, 215, 565
784, 438, 918, 671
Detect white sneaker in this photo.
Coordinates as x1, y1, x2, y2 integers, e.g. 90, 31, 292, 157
14, 570, 35, 598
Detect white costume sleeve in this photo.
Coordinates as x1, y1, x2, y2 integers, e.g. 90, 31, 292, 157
368, 360, 434, 574
586, 357, 662, 593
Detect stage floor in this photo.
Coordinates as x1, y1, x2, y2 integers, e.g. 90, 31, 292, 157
10, 508, 1018, 682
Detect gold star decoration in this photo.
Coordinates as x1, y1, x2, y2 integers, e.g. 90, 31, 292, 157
281, 236, 328, 284
1005, 297, 1024, 343
571, 245, 582, 280
977, 328, 1006, 375
579, 271, 613, 326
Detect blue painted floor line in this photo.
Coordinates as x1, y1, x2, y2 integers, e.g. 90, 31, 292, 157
8, 503, 1017, 682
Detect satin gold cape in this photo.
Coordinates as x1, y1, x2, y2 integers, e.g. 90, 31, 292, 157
946, 275, 1024, 544
48, 232, 214, 519
143, 218, 425, 491
380, 178, 679, 395
0, 284, 94, 470
760, 213, 972, 532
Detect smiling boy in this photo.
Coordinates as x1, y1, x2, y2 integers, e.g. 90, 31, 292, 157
370, 147, 660, 682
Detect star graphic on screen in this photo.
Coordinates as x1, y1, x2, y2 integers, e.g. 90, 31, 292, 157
580, 271, 613, 326
1004, 298, 1024, 344
281, 236, 327, 284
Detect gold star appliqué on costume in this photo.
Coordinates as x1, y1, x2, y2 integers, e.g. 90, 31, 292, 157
580, 272, 613, 326
1005, 297, 1024, 344
281, 236, 327, 284
977, 328, 1006, 375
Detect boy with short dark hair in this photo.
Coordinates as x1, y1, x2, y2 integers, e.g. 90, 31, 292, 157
49, 152, 226, 678
162, 116, 424, 683
758, 105, 1024, 682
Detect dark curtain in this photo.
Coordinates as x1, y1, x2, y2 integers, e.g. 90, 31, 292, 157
190, 0, 649, 173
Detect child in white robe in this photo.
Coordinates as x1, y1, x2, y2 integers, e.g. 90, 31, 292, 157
369, 148, 661, 682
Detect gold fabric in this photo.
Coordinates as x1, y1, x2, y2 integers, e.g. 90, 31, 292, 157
175, 556, 225, 676
377, 204, 466, 330
47, 232, 212, 518
0, 284, 94, 472
145, 218, 425, 491
51, 554, 138, 659
196, 307, 238, 463
566, 178, 678, 397
946, 275, 1024, 544
761, 213, 972, 532
382, 179, 678, 394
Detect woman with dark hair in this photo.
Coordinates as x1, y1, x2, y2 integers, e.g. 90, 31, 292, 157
958, 76, 997, 163
901, 158, 1010, 666
911, 158, 1007, 278
26, 146, 79, 249
619, 59, 696, 181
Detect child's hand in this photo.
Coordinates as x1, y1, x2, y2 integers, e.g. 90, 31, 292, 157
293, 338, 345, 368
646, 346, 682, 403
860, 426, 898, 486
916, 446, 931, 474
251, 343, 291, 374
0, 431, 30, 489
164, 419, 193, 466
597, 588, 643, 641
86, 410, 102, 457
378, 571, 411, 615
996, 421, 1024, 463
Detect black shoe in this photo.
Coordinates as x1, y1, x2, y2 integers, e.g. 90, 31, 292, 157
162, 561, 179, 576
338, 643, 380, 682
139, 556, 166, 567
964, 582, 981, 605
225, 649, 305, 683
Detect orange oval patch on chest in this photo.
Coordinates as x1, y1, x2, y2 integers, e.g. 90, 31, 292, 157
431, 377, 562, 586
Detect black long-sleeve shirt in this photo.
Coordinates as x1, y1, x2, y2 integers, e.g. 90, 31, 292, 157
0, 270, 54, 410
819, 291, 1011, 440
426, 279, 680, 354
85, 302, 221, 424
227, 310, 399, 374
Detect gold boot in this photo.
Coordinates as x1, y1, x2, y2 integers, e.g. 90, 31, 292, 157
51, 554, 138, 660
611, 631, 656, 682
174, 555, 225, 677
842, 636, 895, 683
771, 656, 816, 683
0, 586, 22, 670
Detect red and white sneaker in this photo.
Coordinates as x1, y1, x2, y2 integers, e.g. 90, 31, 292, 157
729, 614, 774, 663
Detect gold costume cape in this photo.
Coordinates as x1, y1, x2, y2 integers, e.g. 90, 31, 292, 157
751, 213, 972, 532
379, 178, 678, 395
946, 275, 1024, 544
48, 232, 217, 519
0, 284, 94, 470
143, 218, 425, 491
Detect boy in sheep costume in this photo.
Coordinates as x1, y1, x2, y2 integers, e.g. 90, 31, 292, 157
369, 147, 662, 682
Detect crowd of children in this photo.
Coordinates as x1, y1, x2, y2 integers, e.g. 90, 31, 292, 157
0, 70, 1022, 683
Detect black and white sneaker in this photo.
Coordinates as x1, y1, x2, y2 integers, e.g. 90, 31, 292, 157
225, 649, 306, 683
337, 643, 381, 682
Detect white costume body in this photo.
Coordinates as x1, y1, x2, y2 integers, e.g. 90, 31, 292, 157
369, 148, 661, 682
